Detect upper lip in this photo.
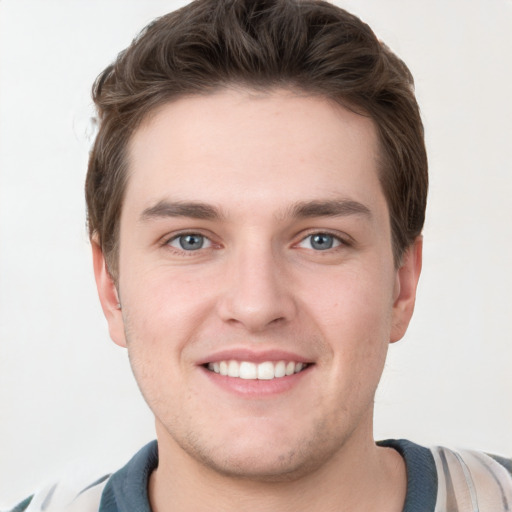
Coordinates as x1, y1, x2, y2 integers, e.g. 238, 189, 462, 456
197, 348, 313, 366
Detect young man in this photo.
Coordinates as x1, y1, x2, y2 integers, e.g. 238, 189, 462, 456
11, 1, 511, 511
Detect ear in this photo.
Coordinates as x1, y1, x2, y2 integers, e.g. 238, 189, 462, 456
390, 236, 423, 343
91, 239, 127, 347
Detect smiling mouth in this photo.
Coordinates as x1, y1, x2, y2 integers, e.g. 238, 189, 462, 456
205, 360, 310, 380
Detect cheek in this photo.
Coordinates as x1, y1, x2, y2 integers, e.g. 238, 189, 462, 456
304, 265, 395, 377
120, 264, 213, 331
307, 267, 394, 331
118, 265, 222, 397
117, 281, 189, 387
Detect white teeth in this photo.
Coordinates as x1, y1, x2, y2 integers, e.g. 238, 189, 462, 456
257, 361, 275, 380
274, 361, 286, 378
227, 360, 240, 378
207, 360, 309, 380
239, 361, 258, 379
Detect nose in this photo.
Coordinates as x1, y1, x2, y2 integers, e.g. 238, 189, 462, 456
216, 242, 297, 332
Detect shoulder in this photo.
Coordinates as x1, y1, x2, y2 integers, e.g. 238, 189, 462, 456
5, 474, 110, 512
430, 446, 512, 511
379, 439, 512, 512
5, 441, 158, 512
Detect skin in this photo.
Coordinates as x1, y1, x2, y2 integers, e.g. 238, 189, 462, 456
93, 89, 422, 511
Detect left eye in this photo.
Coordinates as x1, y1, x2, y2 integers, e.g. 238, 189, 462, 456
298, 233, 342, 251
168, 233, 212, 251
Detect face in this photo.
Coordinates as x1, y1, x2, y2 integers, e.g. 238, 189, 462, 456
94, 89, 421, 481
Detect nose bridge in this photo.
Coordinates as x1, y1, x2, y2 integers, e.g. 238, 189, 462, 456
217, 235, 295, 331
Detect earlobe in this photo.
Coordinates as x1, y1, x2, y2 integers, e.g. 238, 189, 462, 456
390, 236, 423, 343
91, 239, 127, 348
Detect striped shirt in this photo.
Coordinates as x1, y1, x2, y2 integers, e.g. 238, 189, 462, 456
8, 440, 512, 512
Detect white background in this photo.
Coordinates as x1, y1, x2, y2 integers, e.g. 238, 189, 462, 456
1, 0, 511, 506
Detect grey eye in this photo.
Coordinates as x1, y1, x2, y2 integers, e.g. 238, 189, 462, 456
169, 234, 210, 251
297, 233, 341, 251
310, 233, 334, 250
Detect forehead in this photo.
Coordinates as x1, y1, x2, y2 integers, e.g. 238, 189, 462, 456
124, 89, 385, 219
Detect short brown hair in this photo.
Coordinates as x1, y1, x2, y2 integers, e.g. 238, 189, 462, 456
86, 0, 428, 280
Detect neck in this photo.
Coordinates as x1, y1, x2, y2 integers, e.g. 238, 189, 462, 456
149, 428, 406, 512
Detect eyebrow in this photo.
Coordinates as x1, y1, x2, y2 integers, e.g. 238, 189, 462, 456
140, 198, 371, 223
140, 200, 224, 221
286, 199, 372, 219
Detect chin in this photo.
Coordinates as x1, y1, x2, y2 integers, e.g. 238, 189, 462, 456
175, 422, 340, 483
195, 447, 320, 483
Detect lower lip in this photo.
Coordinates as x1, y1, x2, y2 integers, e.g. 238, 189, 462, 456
200, 365, 312, 397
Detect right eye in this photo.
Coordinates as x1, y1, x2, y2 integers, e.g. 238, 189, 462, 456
167, 233, 212, 251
